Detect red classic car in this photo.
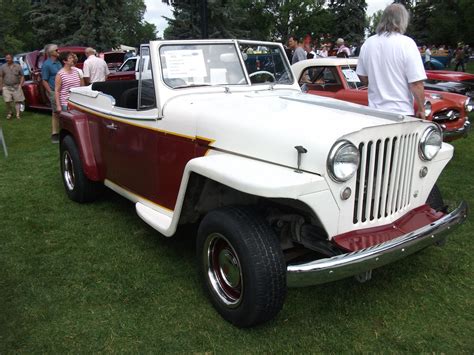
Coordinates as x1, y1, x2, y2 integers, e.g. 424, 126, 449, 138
100, 51, 126, 72
292, 58, 472, 142
22, 46, 87, 110
106, 56, 138, 81
426, 70, 474, 83
424, 70, 474, 98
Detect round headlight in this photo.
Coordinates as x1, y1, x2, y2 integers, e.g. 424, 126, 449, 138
424, 100, 432, 117
419, 126, 442, 161
327, 140, 360, 182
465, 97, 473, 112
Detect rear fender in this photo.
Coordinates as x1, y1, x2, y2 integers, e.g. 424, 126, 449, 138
60, 110, 103, 181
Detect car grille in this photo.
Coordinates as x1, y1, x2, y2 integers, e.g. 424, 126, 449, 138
433, 109, 461, 122
353, 133, 418, 224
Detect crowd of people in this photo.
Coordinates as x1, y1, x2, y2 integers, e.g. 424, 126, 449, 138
42, 44, 110, 143
285, 36, 359, 64
0, 44, 109, 143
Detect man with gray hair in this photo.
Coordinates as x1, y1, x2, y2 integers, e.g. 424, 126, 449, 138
41, 44, 62, 143
83, 47, 109, 85
356, 3, 426, 119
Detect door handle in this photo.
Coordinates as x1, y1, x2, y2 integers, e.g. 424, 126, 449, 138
106, 122, 118, 130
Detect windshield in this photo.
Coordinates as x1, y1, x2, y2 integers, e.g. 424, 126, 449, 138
159, 41, 293, 89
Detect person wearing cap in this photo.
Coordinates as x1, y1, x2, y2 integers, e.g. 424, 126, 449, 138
83, 47, 109, 85
336, 38, 351, 58
41, 44, 63, 143
356, 3, 426, 119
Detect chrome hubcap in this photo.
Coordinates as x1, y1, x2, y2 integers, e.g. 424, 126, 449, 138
204, 233, 243, 307
63, 151, 75, 191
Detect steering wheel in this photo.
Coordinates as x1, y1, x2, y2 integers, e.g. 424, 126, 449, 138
239, 70, 276, 84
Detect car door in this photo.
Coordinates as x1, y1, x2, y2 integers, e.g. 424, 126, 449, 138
335, 66, 368, 106
100, 46, 163, 206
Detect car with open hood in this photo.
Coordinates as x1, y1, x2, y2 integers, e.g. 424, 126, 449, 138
58, 39, 467, 327
425, 70, 474, 98
292, 58, 472, 142
22, 46, 86, 110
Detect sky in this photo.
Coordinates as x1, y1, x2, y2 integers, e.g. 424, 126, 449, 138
144, 0, 392, 35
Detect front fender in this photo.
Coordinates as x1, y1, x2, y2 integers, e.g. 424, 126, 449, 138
160, 150, 338, 236
60, 110, 102, 181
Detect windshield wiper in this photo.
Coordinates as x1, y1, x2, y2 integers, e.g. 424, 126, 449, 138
173, 83, 212, 89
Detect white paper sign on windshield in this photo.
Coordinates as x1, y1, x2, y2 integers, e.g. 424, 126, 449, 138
342, 69, 361, 83
164, 49, 207, 79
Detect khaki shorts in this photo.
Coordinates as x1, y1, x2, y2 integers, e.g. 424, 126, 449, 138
2, 85, 25, 103
48, 90, 58, 113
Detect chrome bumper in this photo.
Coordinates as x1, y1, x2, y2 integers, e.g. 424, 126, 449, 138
287, 201, 468, 287
443, 121, 471, 140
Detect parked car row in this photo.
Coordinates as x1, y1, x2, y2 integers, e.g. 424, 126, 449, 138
292, 58, 472, 142
58, 39, 467, 327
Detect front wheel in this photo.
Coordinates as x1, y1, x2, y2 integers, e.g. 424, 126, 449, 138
60, 135, 101, 203
197, 206, 286, 327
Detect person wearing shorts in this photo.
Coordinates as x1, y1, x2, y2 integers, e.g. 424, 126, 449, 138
41, 44, 62, 143
0, 53, 25, 120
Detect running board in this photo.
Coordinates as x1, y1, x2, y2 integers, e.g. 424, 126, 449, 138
136, 202, 173, 236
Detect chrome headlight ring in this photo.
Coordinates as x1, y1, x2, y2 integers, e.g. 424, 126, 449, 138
424, 100, 432, 117
465, 97, 473, 112
419, 126, 443, 161
327, 140, 360, 182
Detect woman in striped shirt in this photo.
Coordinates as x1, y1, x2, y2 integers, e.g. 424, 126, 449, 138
54, 51, 84, 112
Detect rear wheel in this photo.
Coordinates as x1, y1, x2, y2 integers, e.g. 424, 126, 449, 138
60, 135, 101, 202
197, 206, 286, 327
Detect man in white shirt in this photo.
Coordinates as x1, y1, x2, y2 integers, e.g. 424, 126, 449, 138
83, 47, 110, 85
356, 4, 426, 118
423, 45, 432, 69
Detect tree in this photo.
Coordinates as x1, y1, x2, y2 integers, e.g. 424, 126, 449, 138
163, 0, 332, 43
28, 0, 155, 51
328, 0, 367, 45
367, 9, 383, 36
0, 0, 35, 55
163, 0, 250, 40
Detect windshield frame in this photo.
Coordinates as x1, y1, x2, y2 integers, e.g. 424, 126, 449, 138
158, 39, 294, 90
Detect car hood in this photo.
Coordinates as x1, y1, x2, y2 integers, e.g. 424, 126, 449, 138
164, 89, 415, 175
426, 89, 468, 106
427, 70, 474, 82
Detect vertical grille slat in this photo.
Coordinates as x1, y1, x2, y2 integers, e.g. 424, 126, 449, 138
356, 143, 367, 223
372, 140, 384, 220
395, 135, 408, 211
387, 138, 401, 216
353, 133, 417, 225
365, 141, 376, 221
379, 139, 392, 218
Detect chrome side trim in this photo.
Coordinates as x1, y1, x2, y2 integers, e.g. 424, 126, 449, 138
287, 201, 468, 287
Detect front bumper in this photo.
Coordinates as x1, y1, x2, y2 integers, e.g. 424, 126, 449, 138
442, 121, 471, 141
287, 201, 468, 287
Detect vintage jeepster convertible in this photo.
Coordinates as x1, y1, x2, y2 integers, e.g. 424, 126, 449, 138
59, 40, 468, 327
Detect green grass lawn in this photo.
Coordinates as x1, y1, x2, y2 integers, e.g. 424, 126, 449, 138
0, 96, 473, 351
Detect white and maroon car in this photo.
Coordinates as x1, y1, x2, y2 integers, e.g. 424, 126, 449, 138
292, 58, 472, 142
59, 40, 467, 327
